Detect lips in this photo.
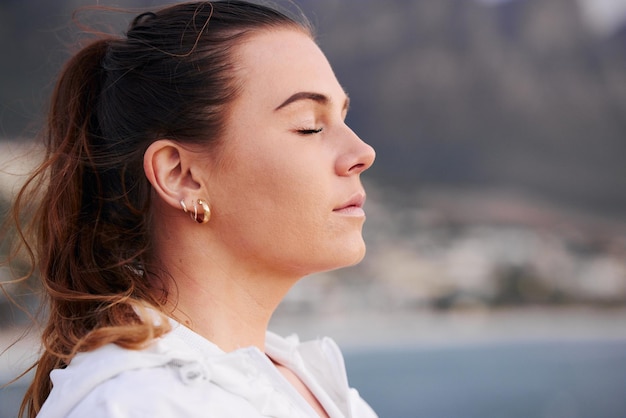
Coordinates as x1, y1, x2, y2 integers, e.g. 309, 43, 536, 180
333, 193, 366, 215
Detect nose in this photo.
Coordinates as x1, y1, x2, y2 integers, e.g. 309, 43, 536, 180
336, 127, 376, 176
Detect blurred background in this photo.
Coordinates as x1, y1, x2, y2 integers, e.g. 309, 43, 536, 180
2, 0, 626, 417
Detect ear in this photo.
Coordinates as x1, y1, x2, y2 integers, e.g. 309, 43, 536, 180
143, 140, 201, 210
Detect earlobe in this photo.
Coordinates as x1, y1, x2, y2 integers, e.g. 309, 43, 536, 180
143, 140, 200, 210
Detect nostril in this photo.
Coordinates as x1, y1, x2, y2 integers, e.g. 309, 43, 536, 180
349, 162, 366, 173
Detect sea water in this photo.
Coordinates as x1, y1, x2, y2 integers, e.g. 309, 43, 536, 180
344, 339, 626, 418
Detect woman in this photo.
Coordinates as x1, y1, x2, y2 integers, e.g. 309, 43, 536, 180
10, 1, 376, 417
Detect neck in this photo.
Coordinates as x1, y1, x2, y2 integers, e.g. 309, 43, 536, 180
167, 266, 293, 352
152, 219, 299, 352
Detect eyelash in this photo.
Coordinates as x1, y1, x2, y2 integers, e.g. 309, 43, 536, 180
297, 127, 324, 135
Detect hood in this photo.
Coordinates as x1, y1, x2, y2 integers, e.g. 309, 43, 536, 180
37, 326, 208, 418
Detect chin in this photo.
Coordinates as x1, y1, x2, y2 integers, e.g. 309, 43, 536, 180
297, 234, 367, 275
324, 241, 367, 272
347, 247, 367, 267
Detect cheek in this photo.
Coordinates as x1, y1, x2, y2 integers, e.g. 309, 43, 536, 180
228, 141, 327, 212
213, 182, 333, 275
212, 145, 328, 239
244, 167, 329, 238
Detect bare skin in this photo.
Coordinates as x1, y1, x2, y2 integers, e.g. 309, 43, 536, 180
273, 361, 331, 418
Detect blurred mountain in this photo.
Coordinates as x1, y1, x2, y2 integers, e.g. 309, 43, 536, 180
299, 0, 626, 219
1, 0, 626, 219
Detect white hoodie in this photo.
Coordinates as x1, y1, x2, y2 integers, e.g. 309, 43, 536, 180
37, 321, 377, 418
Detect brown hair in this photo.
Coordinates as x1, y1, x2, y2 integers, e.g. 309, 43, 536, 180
2, 1, 311, 416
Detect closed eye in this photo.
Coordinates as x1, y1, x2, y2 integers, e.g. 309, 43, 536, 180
297, 127, 324, 135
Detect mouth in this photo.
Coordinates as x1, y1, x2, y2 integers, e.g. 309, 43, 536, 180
333, 193, 366, 216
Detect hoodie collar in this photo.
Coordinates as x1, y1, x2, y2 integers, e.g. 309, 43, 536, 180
39, 320, 352, 418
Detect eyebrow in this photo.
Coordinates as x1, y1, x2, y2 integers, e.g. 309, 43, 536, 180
274, 91, 350, 113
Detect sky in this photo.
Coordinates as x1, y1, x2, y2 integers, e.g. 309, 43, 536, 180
576, 0, 626, 36
473, 0, 626, 37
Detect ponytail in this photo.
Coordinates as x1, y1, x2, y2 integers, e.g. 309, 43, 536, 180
15, 38, 170, 417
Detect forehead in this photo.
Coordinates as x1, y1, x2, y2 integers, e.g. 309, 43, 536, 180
232, 29, 345, 104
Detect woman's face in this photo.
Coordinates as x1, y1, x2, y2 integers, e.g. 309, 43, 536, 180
201, 28, 375, 278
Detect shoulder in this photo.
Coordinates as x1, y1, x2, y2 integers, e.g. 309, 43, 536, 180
66, 365, 249, 418
40, 328, 261, 418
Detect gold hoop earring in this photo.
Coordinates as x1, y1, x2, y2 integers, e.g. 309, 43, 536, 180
193, 199, 211, 224
192, 201, 198, 222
